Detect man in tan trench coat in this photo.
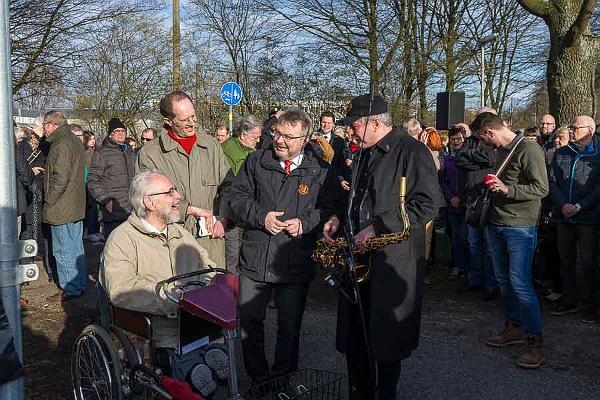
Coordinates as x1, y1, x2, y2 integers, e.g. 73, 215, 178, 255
136, 91, 230, 266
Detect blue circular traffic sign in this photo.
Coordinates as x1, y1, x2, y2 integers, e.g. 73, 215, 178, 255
220, 82, 243, 106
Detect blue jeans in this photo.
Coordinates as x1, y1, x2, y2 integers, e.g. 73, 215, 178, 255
467, 225, 498, 290
447, 211, 469, 273
51, 221, 87, 296
486, 224, 543, 338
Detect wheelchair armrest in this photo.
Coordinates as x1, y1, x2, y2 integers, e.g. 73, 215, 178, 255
111, 305, 152, 340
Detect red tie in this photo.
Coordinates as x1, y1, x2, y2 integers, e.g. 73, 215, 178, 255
284, 159, 292, 175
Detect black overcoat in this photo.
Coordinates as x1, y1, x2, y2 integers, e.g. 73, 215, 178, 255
336, 128, 443, 362
228, 148, 338, 283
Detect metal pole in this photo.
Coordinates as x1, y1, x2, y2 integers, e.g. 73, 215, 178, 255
481, 45, 485, 109
228, 105, 233, 135
0, 0, 24, 398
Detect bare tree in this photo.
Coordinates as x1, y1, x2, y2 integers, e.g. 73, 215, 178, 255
72, 16, 171, 135
262, 0, 407, 94
189, 0, 277, 112
9, 0, 157, 100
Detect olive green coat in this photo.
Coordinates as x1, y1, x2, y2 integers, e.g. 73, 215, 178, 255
43, 125, 86, 225
136, 132, 230, 266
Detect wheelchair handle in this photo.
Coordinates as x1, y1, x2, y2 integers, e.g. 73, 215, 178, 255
155, 267, 230, 305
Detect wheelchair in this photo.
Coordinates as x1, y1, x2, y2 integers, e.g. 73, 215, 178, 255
71, 267, 241, 400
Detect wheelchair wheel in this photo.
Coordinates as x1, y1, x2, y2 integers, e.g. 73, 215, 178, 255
72, 324, 123, 400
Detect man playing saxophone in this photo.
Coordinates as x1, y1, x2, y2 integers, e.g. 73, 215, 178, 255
323, 94, 443, 400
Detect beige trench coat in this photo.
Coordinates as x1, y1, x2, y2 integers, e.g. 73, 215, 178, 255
100, 214, 215, 347
136, 132, 230, 266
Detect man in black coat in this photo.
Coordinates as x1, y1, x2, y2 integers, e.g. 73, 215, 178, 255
323, 95, 442, 400
228, 108, 337, 384
88, 117, 136, 239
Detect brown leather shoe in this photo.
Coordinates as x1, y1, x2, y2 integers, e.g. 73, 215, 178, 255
516, 336, 544, 369
485, 321, 527, 347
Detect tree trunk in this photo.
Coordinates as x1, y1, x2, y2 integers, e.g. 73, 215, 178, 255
547, 33, 600, 126
518, 0, 600, 126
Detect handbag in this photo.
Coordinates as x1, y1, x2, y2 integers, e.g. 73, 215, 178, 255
465, 136, 526, 228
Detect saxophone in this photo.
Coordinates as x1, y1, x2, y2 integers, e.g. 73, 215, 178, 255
312, 177, 410, 283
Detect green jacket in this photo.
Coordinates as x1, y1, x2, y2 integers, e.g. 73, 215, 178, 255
489, 134, 549, 226
136, 132, 230, 266
221, 136, 255, 175
43, 125, 86, 225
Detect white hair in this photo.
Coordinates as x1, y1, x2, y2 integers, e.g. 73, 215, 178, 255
129, 170, 165, 219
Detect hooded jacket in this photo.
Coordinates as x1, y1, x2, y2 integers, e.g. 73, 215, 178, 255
88, 137, 136, 222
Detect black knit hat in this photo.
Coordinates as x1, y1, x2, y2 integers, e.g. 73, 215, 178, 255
108, 117, 125, 134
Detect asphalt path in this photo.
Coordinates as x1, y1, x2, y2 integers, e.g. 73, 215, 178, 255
254, 279, 600, 400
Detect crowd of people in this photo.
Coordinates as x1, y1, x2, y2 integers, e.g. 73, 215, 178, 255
12, 91, 600, 399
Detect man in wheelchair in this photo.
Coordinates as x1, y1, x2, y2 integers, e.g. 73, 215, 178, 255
99, 170, 224, 397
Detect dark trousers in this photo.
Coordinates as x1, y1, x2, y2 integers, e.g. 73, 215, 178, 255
84, 191, 100, 235
342, 282, 401, 400
103, 220, 124, 241
224, 226, 243, 274
557, 224, 599, 307
238, 275, 309, 383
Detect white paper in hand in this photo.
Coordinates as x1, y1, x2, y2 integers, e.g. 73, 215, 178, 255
197, 216, 218, 237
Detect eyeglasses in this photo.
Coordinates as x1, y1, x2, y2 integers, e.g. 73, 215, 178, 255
539, 122, 555, 126
568, 125, 591, 131
147, 186, 178, 197
273, 130, 306, 141
172, 115, 197, 125
141, 137, 152, 142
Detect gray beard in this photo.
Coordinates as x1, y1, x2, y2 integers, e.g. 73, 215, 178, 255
157, 207, 180, 225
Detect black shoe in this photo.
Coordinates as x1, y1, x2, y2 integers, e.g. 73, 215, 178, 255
483, 289, 499, 301
550, 302, 579, 316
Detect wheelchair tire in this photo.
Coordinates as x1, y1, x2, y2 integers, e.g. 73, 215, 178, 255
72, 324, 123, 400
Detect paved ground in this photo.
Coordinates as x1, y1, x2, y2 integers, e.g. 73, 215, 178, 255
18, 239, 600, 399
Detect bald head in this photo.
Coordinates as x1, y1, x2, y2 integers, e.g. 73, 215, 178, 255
539, 114, 556, 136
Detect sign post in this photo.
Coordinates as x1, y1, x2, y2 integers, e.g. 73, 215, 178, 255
220, 82, 243, 135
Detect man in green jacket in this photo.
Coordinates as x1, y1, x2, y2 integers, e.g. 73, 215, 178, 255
220, 114, 262, 272
477, 112, 549, 369
42, 111, 87, 301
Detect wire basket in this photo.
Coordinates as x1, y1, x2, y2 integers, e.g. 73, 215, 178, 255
245, 368, 344, 400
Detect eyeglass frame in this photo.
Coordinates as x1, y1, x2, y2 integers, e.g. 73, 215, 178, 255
568, 125, 591, 131
146, 186, 178, 197
140, 137, 153, 142
272, 129, 308, 142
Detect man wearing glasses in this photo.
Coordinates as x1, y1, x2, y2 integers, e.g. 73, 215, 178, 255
548, 115, 600, 324
101, 170, 215, 349
140, 128, 156, 145
228, 108, 338, 386
136, 91, 230, 266
539, 114, 556, 148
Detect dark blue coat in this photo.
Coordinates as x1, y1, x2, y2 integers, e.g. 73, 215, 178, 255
548, 136, 600, 224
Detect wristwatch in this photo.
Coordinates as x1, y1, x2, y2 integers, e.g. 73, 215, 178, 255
574, 203, 582, 213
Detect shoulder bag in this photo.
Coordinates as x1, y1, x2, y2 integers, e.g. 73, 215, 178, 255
465, 136, 525, 228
